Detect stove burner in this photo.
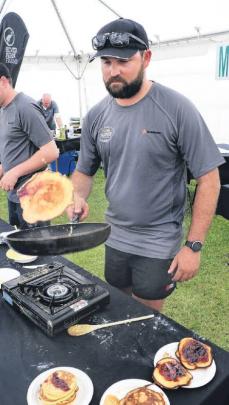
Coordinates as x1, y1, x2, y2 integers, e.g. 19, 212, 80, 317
35, 277, 77, 306
46, 283, 69, 298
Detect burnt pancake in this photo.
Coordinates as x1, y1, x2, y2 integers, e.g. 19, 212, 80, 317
176, 337, 213, 370
153, 357, 192, 389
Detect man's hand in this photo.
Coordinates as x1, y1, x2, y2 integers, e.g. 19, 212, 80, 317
168, 246, 201, 282
66, 194, 89, 222
0, 168, 19, 191
0, 164, 3, 180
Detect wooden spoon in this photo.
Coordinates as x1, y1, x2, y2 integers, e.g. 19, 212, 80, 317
67, 314, 154, 336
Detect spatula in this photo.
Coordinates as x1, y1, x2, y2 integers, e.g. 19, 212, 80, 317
67, 314, 154, 336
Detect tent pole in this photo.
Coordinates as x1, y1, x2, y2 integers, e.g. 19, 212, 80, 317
50, 0, 83, 124
0, 0, 8, 15
97, 0, 122, 18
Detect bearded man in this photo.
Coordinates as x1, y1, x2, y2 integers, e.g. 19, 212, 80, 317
67, 18, 223, 312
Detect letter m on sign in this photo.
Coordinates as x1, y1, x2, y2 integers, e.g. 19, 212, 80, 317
217, 44, 229, 79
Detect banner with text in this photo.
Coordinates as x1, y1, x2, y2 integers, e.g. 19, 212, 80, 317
216, 43, 229, 80
0, 12, 29, 87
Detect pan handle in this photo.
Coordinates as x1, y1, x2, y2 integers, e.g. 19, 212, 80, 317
71, 214, 79, 223
0, 230, 18, 245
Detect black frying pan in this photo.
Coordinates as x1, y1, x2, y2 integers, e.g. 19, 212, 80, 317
5, 223, 111, 256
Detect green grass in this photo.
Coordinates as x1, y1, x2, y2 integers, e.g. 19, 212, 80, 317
0, 172, 228, 351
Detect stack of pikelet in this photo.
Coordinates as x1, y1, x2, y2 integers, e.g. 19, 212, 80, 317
39, 370, 78, 405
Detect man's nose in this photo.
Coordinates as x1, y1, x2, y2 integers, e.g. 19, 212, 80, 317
110, 63, 121, 77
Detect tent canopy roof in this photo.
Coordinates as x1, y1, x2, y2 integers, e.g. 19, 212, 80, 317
1, 0, 229, 57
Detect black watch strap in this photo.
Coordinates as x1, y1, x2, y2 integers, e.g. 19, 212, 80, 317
185, 240, 203, 252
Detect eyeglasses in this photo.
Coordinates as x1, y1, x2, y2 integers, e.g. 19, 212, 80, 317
92, 32, 148, 50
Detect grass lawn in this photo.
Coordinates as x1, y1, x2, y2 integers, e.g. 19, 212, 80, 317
0, 170, 228, 351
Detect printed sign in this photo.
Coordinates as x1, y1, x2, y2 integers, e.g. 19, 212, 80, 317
0, 12, 29, 87
216, 43, 229, 79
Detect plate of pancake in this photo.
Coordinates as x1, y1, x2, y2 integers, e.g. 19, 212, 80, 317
0, 267, 20, 288
100, 379, 170, 405
6, 248, 37, 263
154, 341, 216, 388
27, 366, 93, 405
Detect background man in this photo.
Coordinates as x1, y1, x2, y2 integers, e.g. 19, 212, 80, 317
38, 93, 63, 131
0, 63, 59, 229
67, 18, 224, 311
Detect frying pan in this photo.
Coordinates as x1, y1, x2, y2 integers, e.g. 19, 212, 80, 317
4, 223, 111, 256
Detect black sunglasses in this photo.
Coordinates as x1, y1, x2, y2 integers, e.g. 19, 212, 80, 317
92, 32, 148, 50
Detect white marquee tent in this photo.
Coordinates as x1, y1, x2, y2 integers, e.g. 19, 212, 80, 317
1, 0, 229, 142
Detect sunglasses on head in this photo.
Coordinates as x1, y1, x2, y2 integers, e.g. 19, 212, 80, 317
92, 32, 148, 50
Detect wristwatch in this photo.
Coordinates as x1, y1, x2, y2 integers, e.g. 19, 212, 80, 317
185, 240, 203, 252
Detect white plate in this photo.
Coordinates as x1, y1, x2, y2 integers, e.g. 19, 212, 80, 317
6, 249, 38, 264
154, 342, 216, 388
100, 379, 170, 405
27, 366, 94, 405
0, 267, 20, 287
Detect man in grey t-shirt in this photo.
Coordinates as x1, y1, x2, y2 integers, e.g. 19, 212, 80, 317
0, 63, 59, 229
38, 93, 63, 131
67, 18, 224, 312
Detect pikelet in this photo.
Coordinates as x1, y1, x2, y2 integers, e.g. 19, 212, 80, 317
119, 386, 165, 405
39, 369, 78, 405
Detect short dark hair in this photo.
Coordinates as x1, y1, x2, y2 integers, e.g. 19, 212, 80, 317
0, 63, 11, 80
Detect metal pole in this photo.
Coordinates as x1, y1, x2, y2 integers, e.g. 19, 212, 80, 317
50, 0, 83, 124
0, 0, 8, 15
97, 0, 122, 18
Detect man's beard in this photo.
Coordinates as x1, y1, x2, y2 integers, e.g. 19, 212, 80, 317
104, 66, 144, 99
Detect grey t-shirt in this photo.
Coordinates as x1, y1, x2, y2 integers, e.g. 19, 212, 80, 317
77, 82, 224, 259
0, 92, 53, 202
38, 99, 59, 130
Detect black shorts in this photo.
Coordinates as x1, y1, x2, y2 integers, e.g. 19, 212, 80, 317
105, 246, 176, 300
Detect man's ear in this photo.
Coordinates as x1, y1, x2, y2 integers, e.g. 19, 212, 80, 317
143, 49, 152, 68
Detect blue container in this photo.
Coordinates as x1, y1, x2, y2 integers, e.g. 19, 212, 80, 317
50, 151, 78, 175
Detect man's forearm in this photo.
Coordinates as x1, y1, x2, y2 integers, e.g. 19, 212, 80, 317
71, 170, 93, 200
187, 168, 220, 242
12, 141, 59, 179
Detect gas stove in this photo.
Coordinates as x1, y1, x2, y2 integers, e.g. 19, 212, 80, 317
2, 262, 110, 336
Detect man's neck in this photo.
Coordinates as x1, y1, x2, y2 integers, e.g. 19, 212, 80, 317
3, 88, 17, 107
115, 80, 153, 107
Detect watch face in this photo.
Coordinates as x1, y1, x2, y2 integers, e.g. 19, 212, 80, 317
191, 241, 202, 252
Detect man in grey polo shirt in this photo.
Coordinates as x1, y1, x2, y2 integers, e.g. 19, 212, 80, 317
0, 63, 59, 229
67, 18, 224, 312
38, 93, 63, 131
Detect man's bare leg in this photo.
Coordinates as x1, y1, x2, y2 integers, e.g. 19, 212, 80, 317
121, 287, 164, 311
133, 294, 164, 311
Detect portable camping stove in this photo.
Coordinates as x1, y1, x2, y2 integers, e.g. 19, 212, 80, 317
2, 262, 110, 336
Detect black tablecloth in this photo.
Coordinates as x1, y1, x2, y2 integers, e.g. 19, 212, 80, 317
0, 219, 229, 405
55, 137, 81, 154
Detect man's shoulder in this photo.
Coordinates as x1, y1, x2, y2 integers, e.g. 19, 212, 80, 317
151, 82, 195, 108
14, 93, 44, 116
14, 92, 36, 105
87, 95, 112, 121
51, 100, 58, 110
